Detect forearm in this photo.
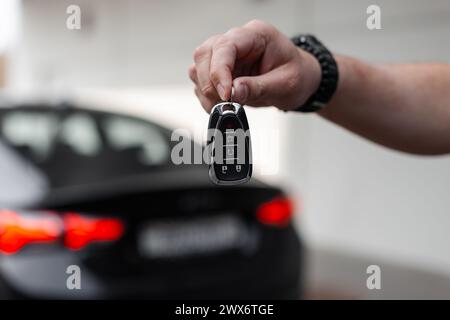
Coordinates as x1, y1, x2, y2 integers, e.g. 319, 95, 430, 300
319, 55, 450, 155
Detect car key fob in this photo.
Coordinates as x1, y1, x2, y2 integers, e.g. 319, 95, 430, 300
208, 102, 252, 185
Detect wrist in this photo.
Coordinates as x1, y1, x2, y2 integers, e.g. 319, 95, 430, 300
297, 48, 322, 106
317, 55, 358, 117
291, 34, 339, 112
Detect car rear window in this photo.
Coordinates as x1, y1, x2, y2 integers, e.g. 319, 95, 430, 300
0, 107, 173, 189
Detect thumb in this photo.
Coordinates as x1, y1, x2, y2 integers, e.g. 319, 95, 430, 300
232, 67, 289, 107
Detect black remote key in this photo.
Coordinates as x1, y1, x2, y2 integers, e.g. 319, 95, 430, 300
208, 102, 252, 185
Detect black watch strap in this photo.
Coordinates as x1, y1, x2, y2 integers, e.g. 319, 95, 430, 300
291, 35, 339, 112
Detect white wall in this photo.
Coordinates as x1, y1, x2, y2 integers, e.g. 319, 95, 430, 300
13, 0, 308, 89
12, 0, 450, 275
0, 0, 20, 54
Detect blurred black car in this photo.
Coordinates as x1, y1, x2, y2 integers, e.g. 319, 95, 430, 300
0, 103, 302, 299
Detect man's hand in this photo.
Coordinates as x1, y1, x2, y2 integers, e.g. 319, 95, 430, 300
189, 20, 321, 113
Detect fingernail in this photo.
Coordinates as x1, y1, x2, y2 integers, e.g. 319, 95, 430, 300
234, 83, 248, 103
217, 84, 226, 100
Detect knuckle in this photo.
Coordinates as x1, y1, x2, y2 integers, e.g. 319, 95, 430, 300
209, 68, 221, 84
188, 67, 196, 80
246, 19, 268, 30
213, 35, 231, 48
209, 66, 222, 84
224, 27, 240, 37
194, 34, 222, 61
201, 83, 216, 98
246, 19, 263, 27
193, 46, 208, 61
246, 19, 276, 38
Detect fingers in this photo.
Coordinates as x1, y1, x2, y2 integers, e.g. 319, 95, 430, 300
209, 28, 254, 100
194, 32, 236, 102
191, 22, 269, 102
193, 35, 220, 103
188, 64, 197, 83
190, 20, 285, 111
210, 26, 268, 101
209, 41, 235, 100
190, 64, 219, 113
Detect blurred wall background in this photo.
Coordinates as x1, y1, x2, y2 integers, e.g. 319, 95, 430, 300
0, 55, 5, 88
3, 0, 450, 295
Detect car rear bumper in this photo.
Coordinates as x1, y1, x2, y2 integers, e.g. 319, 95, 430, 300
0, 225, 302, 300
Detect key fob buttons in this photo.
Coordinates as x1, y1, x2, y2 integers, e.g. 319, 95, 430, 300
208, 102, 252, 185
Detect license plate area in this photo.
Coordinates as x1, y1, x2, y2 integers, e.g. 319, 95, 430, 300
138, 214, 249, 259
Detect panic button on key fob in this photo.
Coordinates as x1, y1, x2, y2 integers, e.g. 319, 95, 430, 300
208, 102, 252, 185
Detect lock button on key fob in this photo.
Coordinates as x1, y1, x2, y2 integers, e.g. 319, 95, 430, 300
208, 102, 252, 185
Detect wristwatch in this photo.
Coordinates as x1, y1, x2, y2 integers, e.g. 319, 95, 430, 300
291, 34, 339, 112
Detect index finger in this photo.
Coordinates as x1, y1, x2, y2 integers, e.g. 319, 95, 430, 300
210, 27, 267, 101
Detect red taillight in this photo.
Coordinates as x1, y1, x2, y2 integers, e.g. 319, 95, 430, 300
63, 213, 124, 250
256, 197, 294, 227
0, 210, 61, 255
0, 210, 124, 254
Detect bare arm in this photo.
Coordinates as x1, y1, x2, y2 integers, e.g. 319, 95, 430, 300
320, 57, 450, 154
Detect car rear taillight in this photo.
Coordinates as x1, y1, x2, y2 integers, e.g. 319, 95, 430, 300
63, 213, 124, 250
0, 210, 124, 254
256, 196, 294, 227
0, 210, 61, 255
